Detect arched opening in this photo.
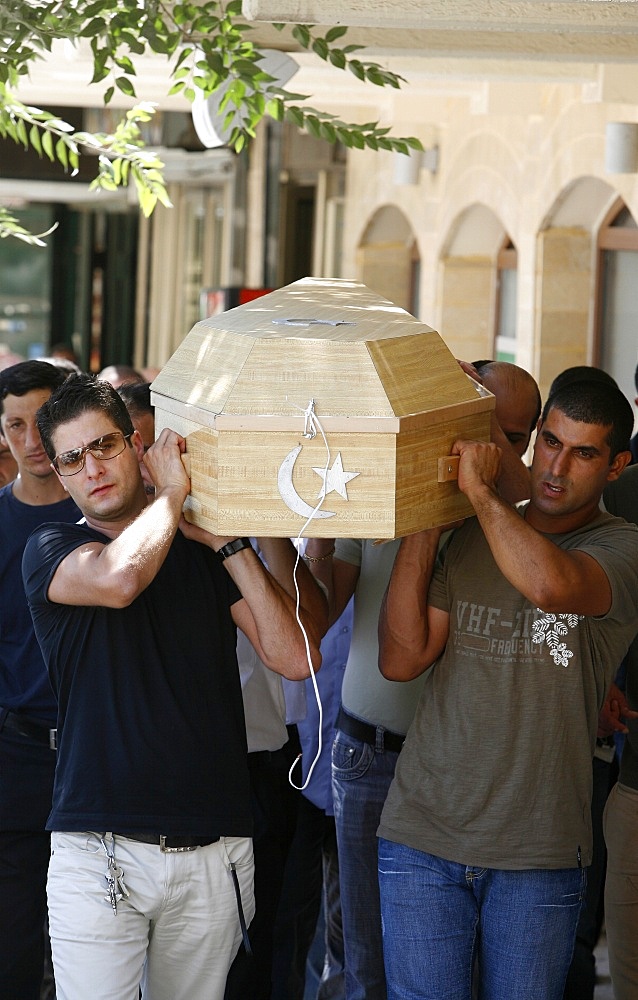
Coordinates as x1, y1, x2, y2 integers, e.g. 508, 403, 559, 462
495, 238, 518, 362
534, 176, 618, 402
356, 205, 419, 314
438, 204, 513, 362
596, 201, 638, 420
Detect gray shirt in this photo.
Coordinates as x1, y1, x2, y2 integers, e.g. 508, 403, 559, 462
336, 538, 426, 735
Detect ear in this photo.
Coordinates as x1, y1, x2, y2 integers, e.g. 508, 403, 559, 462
131, 429, 145, 463
607, 450, 632, 483
51, 464, 68, 492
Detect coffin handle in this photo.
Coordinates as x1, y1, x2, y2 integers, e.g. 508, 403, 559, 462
437, 456, 459, 483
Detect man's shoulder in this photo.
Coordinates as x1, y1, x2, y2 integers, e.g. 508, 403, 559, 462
563, 508, 638, 550
28, 518, 92, 547
0, 486, 80, 543
23, 520, 96, 584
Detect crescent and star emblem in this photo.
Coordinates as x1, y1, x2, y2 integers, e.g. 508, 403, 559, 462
277, 446, 360, 519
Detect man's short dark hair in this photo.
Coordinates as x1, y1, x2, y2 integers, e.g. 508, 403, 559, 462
549, 365, 618, 398
37, 373, 135, 461
117, 381, 153, 420
541, 379, 634, 460
0, 360, 69, 416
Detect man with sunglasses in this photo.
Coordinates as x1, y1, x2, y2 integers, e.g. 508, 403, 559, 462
22, 372, 322, 1000
0, 360, 80, 1000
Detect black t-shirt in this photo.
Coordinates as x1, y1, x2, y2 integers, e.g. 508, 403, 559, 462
23, 521, 252, 837
0, 484, 80, 719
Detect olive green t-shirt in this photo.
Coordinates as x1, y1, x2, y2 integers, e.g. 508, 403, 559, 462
603, 466, 638, 792
378, 509, 638, 869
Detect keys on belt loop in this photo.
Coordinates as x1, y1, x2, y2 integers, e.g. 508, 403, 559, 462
99, 836, 129, 916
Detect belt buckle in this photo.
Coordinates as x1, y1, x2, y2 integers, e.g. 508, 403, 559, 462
49, 728, 57, 750
159, 835, 198, 853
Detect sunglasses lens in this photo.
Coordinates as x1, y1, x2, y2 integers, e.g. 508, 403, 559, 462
56, 450, 84, 475
55, 433, 127, 476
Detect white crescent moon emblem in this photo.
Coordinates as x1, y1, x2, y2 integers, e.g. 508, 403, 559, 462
278, 445, 336, 519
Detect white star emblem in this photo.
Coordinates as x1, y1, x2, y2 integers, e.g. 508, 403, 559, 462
313, 452, 360, 501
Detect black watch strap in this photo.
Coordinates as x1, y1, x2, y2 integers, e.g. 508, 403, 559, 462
218, 537, 252, 561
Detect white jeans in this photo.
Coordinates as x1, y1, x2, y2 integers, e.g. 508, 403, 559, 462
47, 831, 255, 1000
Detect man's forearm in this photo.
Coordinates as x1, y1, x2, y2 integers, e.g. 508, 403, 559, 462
49, 485, 187, 609
466, 482, 611, 615
225, 546, 322, 677
258, 537, 328, 637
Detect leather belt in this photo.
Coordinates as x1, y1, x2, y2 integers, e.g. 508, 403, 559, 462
336, 706, 405, 754
114, 832, 220, 853
0, 707, 57, 749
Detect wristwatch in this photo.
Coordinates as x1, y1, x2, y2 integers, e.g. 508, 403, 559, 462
218, 537, 253, 561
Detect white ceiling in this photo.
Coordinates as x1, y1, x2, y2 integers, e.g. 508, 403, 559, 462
243, 1, 638, 62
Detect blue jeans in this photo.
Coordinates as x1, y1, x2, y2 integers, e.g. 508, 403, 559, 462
378, 839, 585, 1000
332, 729, 400, 1000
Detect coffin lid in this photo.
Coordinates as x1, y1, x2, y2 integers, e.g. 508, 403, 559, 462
150, 277, 491, 432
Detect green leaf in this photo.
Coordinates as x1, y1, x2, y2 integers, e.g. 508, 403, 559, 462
312, 39, 329, 60
115, 76, 136, 97
104, 86, 115, 105
348, 61, 365, 82
115, 55, 136, 75
29, 124, 42, 157
266, 97, 284, 121
174, 46, 193, 72
329, 50, 346, 70
292, 24, 311, 48
192, 16, 220, 33
325, 26, 349, 43
42, 130, 55, 161
56, 138, 69, 171
319, 121, 336, 142
287, 106, 304, 128
306, 115, 322, 139
79, 18, 106, 38
16, 117, 28, 148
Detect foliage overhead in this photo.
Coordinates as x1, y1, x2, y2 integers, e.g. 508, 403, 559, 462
0, 1, 423, 240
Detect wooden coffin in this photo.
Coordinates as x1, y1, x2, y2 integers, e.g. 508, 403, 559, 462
150, 277, 494, 539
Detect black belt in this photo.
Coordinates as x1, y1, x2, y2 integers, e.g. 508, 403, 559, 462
0, 707, 57, 749
114, 832, 220, 852
337, 707, 405, 754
